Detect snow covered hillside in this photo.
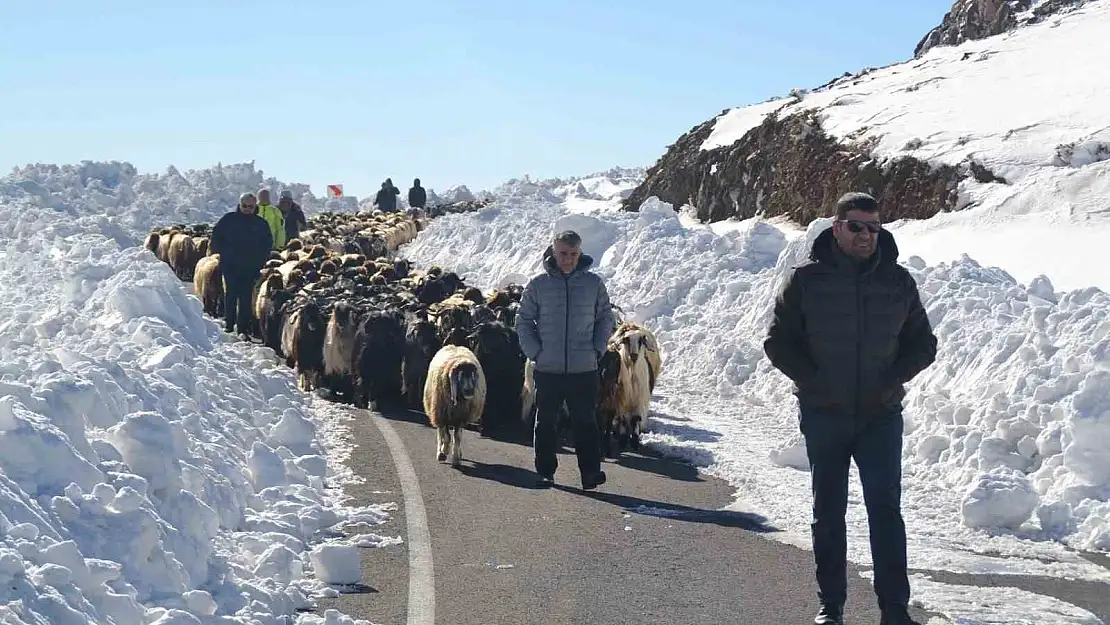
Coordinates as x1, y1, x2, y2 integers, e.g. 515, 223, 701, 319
725, 1, 1110, 291
0, 164, 397, 625
400, 175, 1110, 624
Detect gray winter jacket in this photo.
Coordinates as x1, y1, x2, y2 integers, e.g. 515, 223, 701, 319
517, 247, 615, 375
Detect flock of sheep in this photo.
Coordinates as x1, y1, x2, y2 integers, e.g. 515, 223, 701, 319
143, 200, 662, 466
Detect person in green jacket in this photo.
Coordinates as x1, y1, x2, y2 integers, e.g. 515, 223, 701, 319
256, 188, 287, 249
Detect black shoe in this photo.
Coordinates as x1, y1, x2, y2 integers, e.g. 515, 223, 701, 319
814, 604, 844, 625
581, 470, 606, 490
879, 606, 920, 625
536, 474, 554, 488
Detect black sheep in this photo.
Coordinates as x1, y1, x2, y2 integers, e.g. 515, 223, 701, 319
284, 299, 327, 392
261, 288, 294, 356
467, 321, 525, 436
353, 308, 406, 410
402, 317, 440, 410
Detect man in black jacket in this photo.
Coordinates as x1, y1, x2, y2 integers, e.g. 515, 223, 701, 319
375, 179, 400, 212
278, 190, 307, 242
408, 178, 427, 209
210, 192, 273, 339
764, 192, 936, 625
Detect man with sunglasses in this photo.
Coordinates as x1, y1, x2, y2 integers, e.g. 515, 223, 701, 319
764, 192, 937, 625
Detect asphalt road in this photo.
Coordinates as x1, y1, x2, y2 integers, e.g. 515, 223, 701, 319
308, 407, 1110, 625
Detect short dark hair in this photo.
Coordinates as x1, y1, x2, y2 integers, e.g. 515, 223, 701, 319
553, 230, 582, 248
835, 192, 879, 220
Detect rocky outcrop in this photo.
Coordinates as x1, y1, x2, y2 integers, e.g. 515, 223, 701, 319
914, 0, 1090, 57
619, 106, 1009, 224
619, 0, 1089, 225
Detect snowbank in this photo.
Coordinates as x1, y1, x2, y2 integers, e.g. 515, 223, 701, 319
699, 97, 794, 151
0, 161, 338, 248
0, 165, 396, 625
400, 187, 1110, 624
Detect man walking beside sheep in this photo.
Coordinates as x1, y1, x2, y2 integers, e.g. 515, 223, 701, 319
517, 230, 614, 490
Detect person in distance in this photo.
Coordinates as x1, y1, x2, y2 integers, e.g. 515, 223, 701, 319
278, 189, 307, 243
763, 192, 937, 625
255, 188, 287, 250
408, 177, 427, 209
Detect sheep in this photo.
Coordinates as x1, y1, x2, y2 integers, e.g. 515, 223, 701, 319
282, 298, 327, 391
595, 348, 623, 458
402, 315, 440, 410
253, 271, 285, 326
609, 321, 663, 450
260, 288, 294, 355
466, 321, 525, 436
423, 344, 486, 467
520, 358, 536, 423
193, 254, 223, 318
167, 234, 199, 280
322, 301, 360, 402
352, 308, 406, 411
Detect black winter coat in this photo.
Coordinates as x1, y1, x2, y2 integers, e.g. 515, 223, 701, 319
408, 185, 426, 208
376, 185, 400, 212
283, 202, 307, 242
763, 227, 937, 420
210, 210, 273, 284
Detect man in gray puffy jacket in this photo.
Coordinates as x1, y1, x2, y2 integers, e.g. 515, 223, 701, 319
517, 230, 615, 490
764, 192, 936, 625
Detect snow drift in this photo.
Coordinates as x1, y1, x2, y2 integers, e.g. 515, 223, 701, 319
0, 163, 396, 625
0, 161, 358, 250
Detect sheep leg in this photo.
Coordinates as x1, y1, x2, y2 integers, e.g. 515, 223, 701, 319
436, 426, 449, 462
450, 426, 462, 467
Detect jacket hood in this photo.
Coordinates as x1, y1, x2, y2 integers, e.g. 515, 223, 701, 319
809, 225, 899, 268
542, 245, 595, 275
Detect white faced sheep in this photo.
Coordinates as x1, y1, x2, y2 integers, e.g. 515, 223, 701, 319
423, 345, 486, 467
609, 320, 663, 451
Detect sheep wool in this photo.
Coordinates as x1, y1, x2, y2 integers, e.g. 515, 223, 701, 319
423, 344, 486, 466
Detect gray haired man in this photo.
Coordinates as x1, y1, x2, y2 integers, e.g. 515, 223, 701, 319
516, 230, 615, 490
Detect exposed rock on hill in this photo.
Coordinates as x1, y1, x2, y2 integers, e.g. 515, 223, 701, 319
621, 0, 1094, 224
915, 0, 1090, 57
620, 105, 994, 224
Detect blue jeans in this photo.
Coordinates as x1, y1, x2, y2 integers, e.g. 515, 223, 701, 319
800, 410, 910, 610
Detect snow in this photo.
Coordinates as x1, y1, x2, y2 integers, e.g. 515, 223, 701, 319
400, 165, 1110, 623
0, 163, 399, 625
700, 1, 1110, 293
699, 97, 794, 151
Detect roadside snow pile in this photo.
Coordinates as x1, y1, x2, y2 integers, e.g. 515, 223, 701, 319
401, 190, 1110, 558
0, 184, 395, 624
0, 161, 335, 247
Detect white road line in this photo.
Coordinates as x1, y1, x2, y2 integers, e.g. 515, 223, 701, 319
371, 412, 435, 625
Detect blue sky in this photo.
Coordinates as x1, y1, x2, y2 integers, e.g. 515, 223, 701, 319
1, 0, 954, 199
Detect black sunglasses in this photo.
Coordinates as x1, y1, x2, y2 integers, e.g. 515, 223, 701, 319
838, 219, 881, 234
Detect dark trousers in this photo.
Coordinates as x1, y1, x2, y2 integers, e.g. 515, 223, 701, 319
223, 277, 255, 335
800, 410, 910, 610
533, 370, 601, 478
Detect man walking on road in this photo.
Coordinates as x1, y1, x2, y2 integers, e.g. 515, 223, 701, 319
517, 230, 614, 490
763, 192, 937, 625
210, 192, 274, 340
